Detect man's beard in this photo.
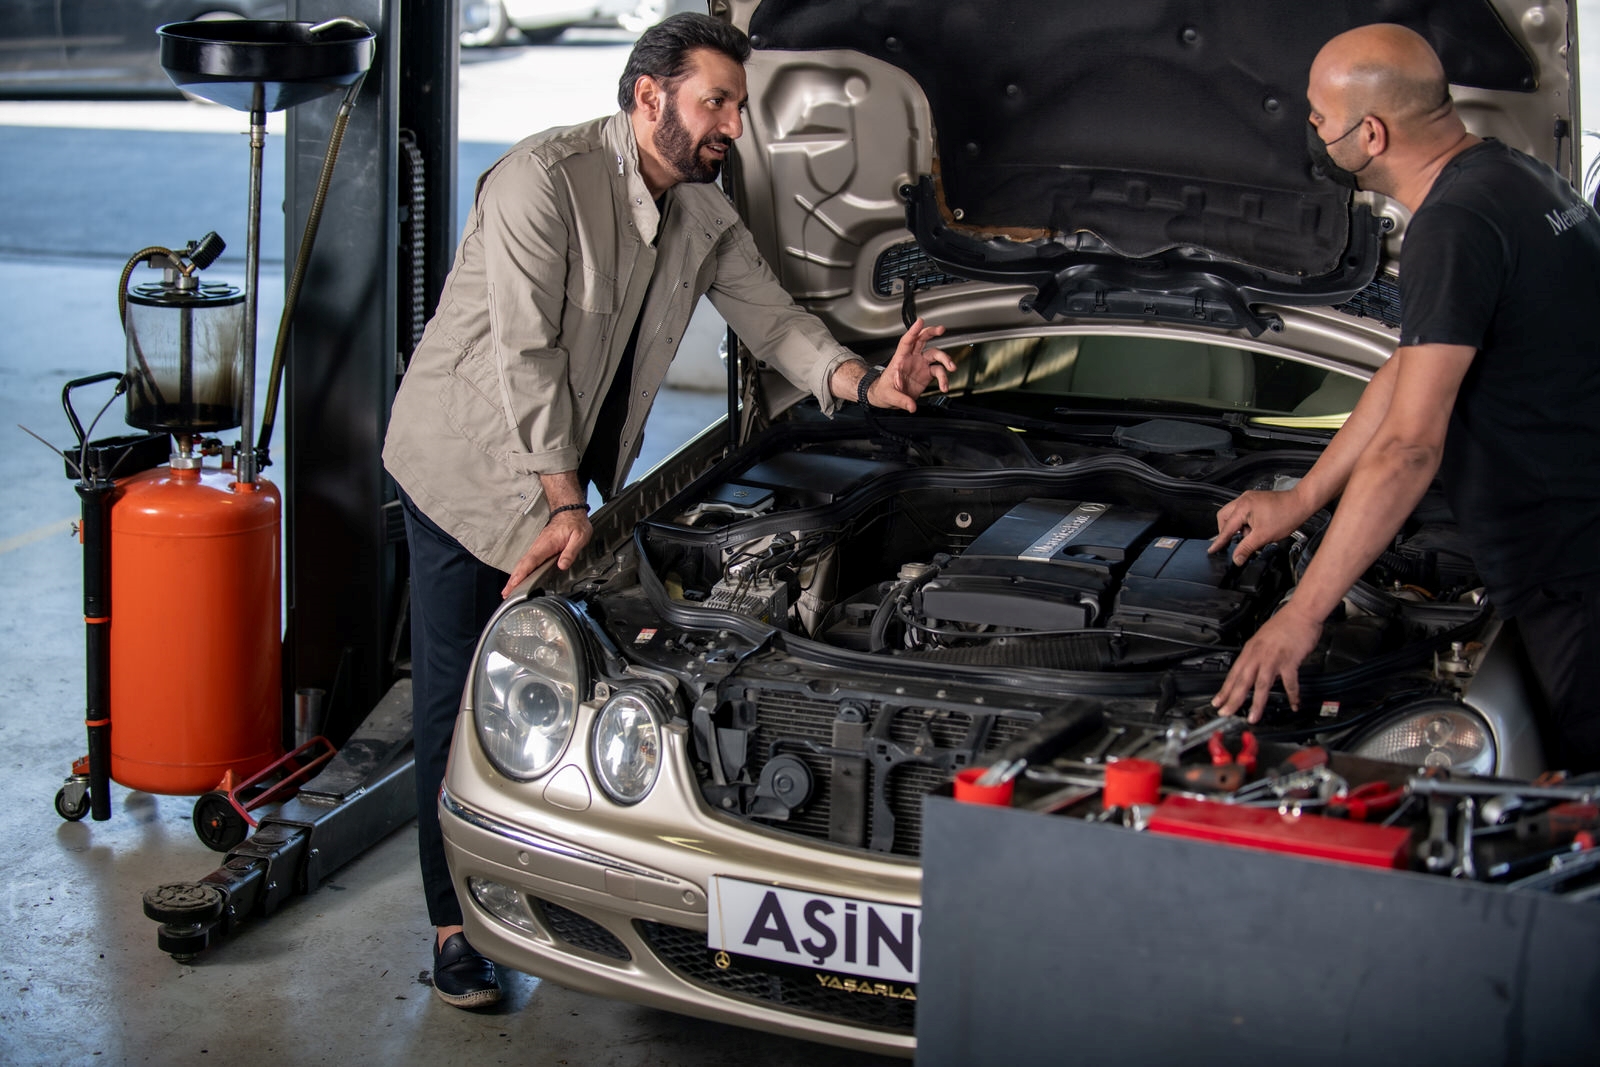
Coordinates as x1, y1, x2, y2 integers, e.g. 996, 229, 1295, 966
655, 95, 730, 184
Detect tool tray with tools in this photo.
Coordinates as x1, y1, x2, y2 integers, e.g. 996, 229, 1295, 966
968, 709, 1600, 898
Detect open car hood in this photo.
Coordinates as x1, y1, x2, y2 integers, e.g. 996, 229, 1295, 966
726, 0, 1576, 339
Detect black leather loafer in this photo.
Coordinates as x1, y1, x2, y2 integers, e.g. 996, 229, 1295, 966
431, 932, 502, 1008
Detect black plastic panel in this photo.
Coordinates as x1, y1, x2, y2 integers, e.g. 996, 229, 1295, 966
919, 796, 1600, 1065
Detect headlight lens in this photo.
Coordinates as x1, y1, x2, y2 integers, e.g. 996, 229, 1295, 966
472, 600, 582, 780
591, 689, 664, 805
1349, 703, 1496, 776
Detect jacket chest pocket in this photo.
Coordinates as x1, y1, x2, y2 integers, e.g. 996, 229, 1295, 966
565, 255, 617, 315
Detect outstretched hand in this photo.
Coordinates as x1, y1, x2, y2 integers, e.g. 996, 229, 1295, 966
869, 318, 957, 412
1211, 607, 1322, 722
502, 508, 593, 598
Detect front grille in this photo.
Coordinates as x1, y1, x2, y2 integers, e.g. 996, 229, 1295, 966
636, 920, 916, 1033
736, 687, 1037, 857
533, 897, 631, 961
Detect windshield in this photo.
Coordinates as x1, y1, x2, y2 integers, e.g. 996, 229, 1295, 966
940, 334, 1365, 425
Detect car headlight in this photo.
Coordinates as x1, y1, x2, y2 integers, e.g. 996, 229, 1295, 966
1348, 702, 1497, 776
472, 600, 583, 780
591, 688, 664, 805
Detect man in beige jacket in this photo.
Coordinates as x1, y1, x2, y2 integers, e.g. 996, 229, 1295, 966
383, 13, 952, 1007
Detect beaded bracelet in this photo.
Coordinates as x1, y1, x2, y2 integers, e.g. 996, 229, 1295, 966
549, 502, 591, 518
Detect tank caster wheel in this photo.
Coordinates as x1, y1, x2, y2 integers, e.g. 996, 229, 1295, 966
55, 779, 91, 821
192, 792, 248, 852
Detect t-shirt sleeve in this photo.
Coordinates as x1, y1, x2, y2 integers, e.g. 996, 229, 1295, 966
1398, 202, 1506, 350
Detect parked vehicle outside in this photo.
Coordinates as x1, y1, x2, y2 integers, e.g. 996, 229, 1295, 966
0, 2, 539, 92
0, 2, 287, 97
499, 0, 634, 44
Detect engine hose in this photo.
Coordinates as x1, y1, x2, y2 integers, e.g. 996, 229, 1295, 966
1376, 548, 1427, 585
117, 246, 185, 410
868, 582, 907, 652
257, 74, 366, 461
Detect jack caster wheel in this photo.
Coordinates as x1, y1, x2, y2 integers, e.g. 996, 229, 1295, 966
192, 791, 248, 852
55, 783, 90, 822
143, 882, 226, 925
146, 883, 226, 963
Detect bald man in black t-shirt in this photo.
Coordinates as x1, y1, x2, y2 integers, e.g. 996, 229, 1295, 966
1208, 23, 1600, 771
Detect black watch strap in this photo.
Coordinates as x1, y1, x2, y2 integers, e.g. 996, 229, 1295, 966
856, 365, 882, 407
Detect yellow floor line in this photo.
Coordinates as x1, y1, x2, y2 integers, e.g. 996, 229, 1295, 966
0, 518, 74, 556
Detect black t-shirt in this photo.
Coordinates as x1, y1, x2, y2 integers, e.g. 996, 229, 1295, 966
1399, 139, 1600, 614
577, 303, 646, 499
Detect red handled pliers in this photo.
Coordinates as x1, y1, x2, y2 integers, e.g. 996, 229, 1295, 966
1208, 729, 1259, 773
1326, 780, 1408, 821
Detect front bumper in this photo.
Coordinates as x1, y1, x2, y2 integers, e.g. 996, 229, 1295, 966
438, 718, 919, 1057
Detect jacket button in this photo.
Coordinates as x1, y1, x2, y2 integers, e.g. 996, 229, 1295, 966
577, 391, 585, 398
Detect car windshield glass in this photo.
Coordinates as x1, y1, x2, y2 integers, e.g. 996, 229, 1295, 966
939, 334, 1365, 424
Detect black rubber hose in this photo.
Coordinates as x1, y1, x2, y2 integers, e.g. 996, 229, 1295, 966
257, 75, 365, 463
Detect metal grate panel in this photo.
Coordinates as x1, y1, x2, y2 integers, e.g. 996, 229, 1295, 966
871, 241, 969, 298
1337, 272, 1402, 328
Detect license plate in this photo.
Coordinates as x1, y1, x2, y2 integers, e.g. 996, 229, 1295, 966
707, 876, 920, 983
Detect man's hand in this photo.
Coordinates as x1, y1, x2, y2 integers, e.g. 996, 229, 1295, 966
869, 318, 957, 412
1209, 489, 1309, 566
502, 508, 593, 598
1211, 606, 1323, 722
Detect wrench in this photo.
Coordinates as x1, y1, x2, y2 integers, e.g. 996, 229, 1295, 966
1158, 715, 1245, 764
1420, 795, 1458, 873
1114, 726, 1167, 761
1082, 725, 1128, 765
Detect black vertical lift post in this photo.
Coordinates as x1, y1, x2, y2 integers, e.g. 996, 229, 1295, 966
142, 0, 461, 956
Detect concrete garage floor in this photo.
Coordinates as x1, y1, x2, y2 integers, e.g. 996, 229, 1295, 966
0, 46, 899, 1067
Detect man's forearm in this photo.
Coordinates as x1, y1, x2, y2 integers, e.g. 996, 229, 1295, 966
828, 358, 871, 404
1292, 355, 1401, 512
1283, 435, 1440, 623
538, 470, 585, 511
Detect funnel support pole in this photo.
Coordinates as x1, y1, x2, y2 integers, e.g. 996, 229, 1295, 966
239, 103, 266, 486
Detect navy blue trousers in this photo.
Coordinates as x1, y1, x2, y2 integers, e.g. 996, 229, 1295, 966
399, 490, 507, 928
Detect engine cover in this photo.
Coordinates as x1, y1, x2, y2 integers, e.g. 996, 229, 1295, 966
919, 500, 1157, 629
1108, 535, 1278, 644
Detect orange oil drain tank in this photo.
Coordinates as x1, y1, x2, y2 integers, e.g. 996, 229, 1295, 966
107, 463, 282, 794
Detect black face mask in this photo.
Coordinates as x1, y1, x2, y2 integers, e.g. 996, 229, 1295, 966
1307, 118, 1372, 190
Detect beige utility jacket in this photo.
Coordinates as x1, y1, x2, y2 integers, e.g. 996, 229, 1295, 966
383, 112, 857, 572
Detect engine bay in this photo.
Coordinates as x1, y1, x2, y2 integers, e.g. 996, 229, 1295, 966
624, 430, 1486, 679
